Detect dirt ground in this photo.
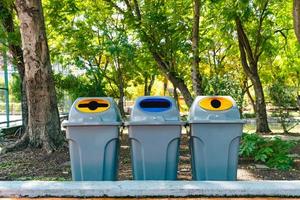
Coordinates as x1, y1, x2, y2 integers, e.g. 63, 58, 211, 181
0, 133, 300, 181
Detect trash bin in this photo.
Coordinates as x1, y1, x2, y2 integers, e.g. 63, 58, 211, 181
62, 97, 122, 181
188, 96, 245, 180
126, 96, 183, 180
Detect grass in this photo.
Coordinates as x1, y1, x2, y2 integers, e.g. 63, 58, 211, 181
0, 161, 15, 170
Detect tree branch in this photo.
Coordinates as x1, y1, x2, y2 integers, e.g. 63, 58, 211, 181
275, 29, 288, 46
103, 0, 126, 14
254, 0, 269, 62
237, 30, 254, 77
133, 0, 141, 21
235, 17, 256, 69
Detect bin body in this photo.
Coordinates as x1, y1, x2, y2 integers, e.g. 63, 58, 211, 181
127, 96, 182, 180
189, 96, 244, 181
63, 97, 121, 181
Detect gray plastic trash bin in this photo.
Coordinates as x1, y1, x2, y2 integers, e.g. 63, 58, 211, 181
62, 97, 122, 181
126, 96, 183, 180
188, 96, 245, 180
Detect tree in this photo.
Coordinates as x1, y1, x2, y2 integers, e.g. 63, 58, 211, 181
12, 0, 63, 153
104, 0, 194, 106
54, 74, 106, 102
44, 0, 139, 117
236, 18, 270, 133
269, 76, 297, 133
103, 18, 137, 117
44, 0, 108, 104
0, 0, 28, 135
133, 48, 158, 96
234, 1, 271, 133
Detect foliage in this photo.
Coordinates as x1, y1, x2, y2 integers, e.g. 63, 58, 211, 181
243, 112, 256, 118
240, 133, 296, 170
44, 0, 140, 104
9, 73, 21, 102
0, 128, 3, 142
40, 0, 300, 111
0, 78, 5, 102
269, 76, 297, 108
54, 73, 106, 102
268, 76, 298, 133
204, 73, 244, 108
1, 0, 299, 128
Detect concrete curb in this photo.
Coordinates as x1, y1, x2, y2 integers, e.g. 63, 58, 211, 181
1, 181, 300, 197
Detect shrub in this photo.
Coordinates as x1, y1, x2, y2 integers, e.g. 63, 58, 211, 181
240, 133, 296, 170
268, 77, 298, 133
242, 112, 256, 118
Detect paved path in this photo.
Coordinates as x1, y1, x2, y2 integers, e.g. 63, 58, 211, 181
262, 135, 300, 141
0, 181, 300, 198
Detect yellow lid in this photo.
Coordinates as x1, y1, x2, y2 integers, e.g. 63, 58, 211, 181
199, 96, 233, 111
76, 98, 110, 113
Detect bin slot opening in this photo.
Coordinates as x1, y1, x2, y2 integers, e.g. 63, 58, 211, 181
199, 97, 233, 111
139, 98, 171, 112
78, 101, 109, 111
211, 99, 221, 108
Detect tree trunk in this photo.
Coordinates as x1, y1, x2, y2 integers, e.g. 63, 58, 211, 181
118, 91, 125, 118
279, 109, 289, 134
117, 66, 125, 118
151, 52, 193, 107
191, 0, 202, 96
163, 77, 168, 96
144, 75, 156, 96
167, 73, 193, 107
147, 74, 155, 96
11, 46, 28, 134
173, 86, 179, 110
246, 87, 257, 113
252, 76, 271, 133
294, 0, 300, 43
0, 2, 28, 132
144, 76, 148, 96
238, 78, 250, 115
16, 0, 63, 153
16, 57, 28, 131
236, 17, 271, 133
297, 95, 300, 111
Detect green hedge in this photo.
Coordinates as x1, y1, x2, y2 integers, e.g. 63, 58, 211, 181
240, 133, 296, 170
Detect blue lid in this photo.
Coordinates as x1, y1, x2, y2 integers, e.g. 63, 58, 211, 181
139, 98, 171, 112
130, 96, 180, 123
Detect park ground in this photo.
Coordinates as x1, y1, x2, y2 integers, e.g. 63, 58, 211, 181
0, 127, 300, 181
